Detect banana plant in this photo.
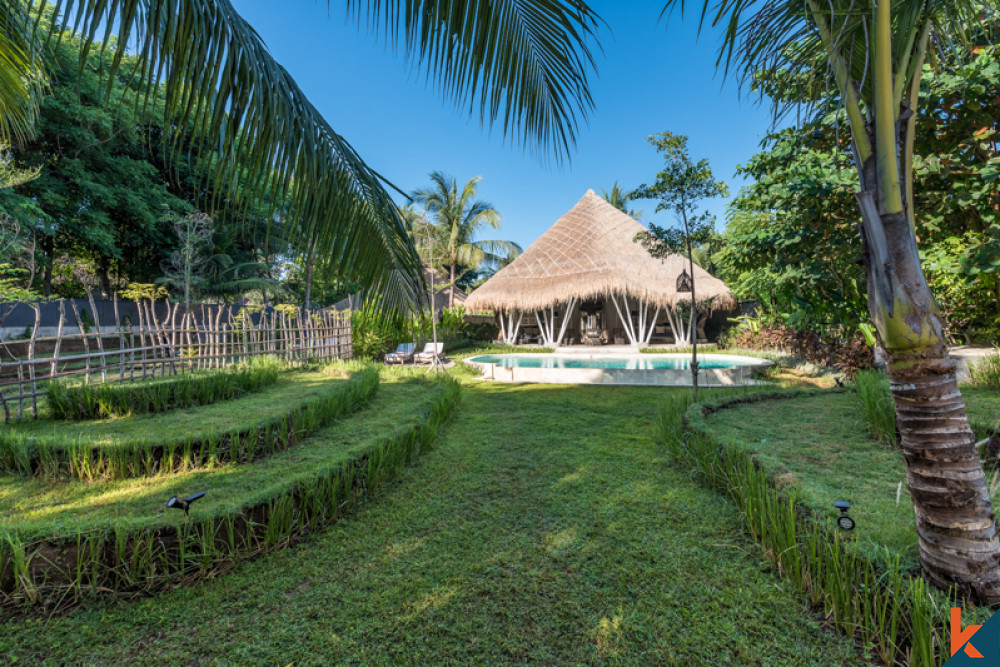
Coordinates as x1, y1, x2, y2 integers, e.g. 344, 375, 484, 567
0, 0, 599, 310
664, 0, 1000, 602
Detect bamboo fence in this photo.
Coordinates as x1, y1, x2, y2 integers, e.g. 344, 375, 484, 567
0, 296, 352, 422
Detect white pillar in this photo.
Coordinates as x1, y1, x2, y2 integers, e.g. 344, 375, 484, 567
645, 307, 660, 344
535, 310, 553, 346
665, 307, 688, 345
638, 301, 647, 343
613, 294, 637, 344
555, 298, 577, 346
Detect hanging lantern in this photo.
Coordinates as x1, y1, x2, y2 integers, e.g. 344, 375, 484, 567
676, 268, 693, 293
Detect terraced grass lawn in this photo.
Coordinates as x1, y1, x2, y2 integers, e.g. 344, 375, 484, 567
1, 373, 861, 664
0, 375, 433, 536
702, 386, 1000, 568
8, 366, 346, 445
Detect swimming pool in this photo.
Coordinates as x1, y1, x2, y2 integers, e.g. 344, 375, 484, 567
465, 353, 771, 386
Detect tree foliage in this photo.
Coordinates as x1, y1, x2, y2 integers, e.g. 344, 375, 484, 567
722, 44, 1000, 341
0, 33, 280, 298
2, 0, 604, 310
631, 132, 728, 259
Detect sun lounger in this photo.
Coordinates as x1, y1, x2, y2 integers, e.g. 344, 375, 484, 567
384, 343, 416, 364
413, 342, 444, 364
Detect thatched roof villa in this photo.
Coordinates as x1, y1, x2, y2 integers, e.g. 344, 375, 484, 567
464, 190, 735, 346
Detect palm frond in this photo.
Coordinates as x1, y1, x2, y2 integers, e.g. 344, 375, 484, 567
20, 0, 421, 309
473, 238, 522, 259
662, 0, 991, 118
8, 0, 602, 310
348, 0, 602, 162
0, 1, 43, 143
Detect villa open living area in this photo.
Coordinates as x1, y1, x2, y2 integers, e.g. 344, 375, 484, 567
493, 297, 710, 348
465, 190, 736, 348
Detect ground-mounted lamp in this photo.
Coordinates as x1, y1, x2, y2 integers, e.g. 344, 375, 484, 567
676, 268, 693, 293
834, 500, 855, 530
166, 491, 207, 518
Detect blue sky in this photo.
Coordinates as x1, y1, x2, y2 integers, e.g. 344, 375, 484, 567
236, 1, 778, 250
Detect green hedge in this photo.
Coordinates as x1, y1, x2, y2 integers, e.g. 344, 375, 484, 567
0, 375, 460, 609
46, 356, 283, 420
1, 363, 379, 480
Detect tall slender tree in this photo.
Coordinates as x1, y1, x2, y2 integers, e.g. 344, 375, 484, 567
631, 132, 728, 399
664, 0, 1000, 602
412, 172, 521, 307
1, 0, 601, 309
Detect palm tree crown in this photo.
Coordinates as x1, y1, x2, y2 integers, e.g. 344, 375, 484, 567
600, 181, 641, 219
412, 171, 521, 306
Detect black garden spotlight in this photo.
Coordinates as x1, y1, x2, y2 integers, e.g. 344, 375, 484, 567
834, 500, 855, 531
166, 491, 207, 518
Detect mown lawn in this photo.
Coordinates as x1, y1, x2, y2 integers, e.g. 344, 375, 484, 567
1, 374, 861, 664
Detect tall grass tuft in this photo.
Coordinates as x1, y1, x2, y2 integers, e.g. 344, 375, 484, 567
970, 350, 1000, 393
46, 355, 283, 420
853, 369, 898, 448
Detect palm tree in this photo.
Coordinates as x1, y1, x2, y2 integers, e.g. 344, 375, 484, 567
665, 0, 1000, 602
412, 172, 522, 307
600, 181, 642, 219
1, 0, 600, 310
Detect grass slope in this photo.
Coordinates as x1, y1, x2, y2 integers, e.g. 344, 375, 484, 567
0, 376, 434, 537
702, 387, 1000, 568
8, 367, 342, 445
1, 375, 860, 664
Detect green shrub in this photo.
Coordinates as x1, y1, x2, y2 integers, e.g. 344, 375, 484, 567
352, 307, 407, 359
970, 351, 1000, 392
853, 369, 898, 448
46, 356, 282, 420
438, 306, 467, 340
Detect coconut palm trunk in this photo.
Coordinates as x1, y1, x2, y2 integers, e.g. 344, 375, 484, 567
664, 0, 1000, 602
846, 2, 1000, 603
855, 142, 1000, 603
449, 263, 457, 308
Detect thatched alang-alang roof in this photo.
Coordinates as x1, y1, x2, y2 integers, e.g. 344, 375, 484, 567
465, 190, 735, 313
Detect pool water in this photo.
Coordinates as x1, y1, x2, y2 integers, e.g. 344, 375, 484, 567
467, 354, 759, 370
